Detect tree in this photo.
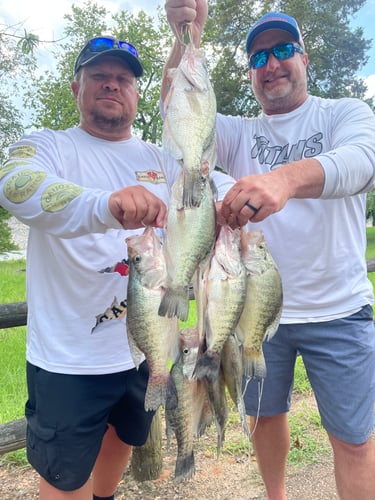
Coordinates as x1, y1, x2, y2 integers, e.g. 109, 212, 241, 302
0, 25, 39, 252
22, 0, 374, 143
25, 1, 172, 144
0, 24, 38, 163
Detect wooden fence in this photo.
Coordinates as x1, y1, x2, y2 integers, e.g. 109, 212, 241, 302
1, 258, 375, 458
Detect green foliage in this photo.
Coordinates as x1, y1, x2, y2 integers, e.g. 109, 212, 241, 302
0, 26, 38, 161
366, 190, 375, 225
204, 0, 373, 116
366, 226, 375, 257
0, 208, 18, 253
294, 355, 312, 394
0, 260, 27, 466
24, 2, 172, 143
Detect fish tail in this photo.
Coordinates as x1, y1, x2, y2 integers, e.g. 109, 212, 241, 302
158, 287, 189, 321
182, 170, 203, 208
174, 451, 195, 483
243, 349, 267, 380
193, 351, 221, 382
144, 374, 170, 411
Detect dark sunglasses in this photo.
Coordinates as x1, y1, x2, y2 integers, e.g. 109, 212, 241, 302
248, 43, 304, 70
87, 36, 139, 58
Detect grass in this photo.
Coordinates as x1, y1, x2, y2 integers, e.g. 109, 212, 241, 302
1, 226, 375, 468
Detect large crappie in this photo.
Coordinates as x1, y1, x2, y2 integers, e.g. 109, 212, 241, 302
166, 327, 214, 483
163, 41, 217, 208
158, 171, 216, 321
236, 230, 283, 379
126, 226, 179, 411
194, 225, 247, 382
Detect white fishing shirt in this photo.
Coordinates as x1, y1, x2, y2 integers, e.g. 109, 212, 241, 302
216, 95, 375, 323
0, 127, 234, 374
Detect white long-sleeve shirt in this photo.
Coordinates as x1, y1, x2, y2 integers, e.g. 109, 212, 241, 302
216, 95, 375, 322
0, 127, 234, 374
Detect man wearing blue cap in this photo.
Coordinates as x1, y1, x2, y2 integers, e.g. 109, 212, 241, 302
163, 2, 375, 499
0, 34, 234, 499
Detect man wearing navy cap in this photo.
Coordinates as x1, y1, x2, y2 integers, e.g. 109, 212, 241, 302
163, 2, 375, 499
0, 33, 235, 499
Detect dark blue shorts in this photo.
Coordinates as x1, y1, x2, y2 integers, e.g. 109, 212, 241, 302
243, 305, 375, 444
25, 361, 155, 491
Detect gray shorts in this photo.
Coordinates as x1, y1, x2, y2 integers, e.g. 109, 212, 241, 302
25, 361, 155, 491
243, 305, 375, 444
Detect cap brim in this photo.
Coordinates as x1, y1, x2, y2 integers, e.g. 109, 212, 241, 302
77, 50, 143, 77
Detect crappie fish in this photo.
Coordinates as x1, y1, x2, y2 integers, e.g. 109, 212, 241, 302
194, 225, 247, 382
159, 171, 216, 321
166, 327, 213, 483
126, 226, 179, 411
163, 41, 217, 208
236, 230, 283, 379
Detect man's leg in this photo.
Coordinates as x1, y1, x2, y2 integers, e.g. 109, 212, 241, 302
249, 413, 290, 500
39, 477, 92, 499
329, 433, 375, 500
92, 425, 132, 498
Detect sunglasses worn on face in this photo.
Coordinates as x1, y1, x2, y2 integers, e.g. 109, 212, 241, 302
248, 43, 304, 70
87, 37, 139, 58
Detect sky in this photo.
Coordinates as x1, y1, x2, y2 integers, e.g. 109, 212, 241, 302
0, 0, 374, 100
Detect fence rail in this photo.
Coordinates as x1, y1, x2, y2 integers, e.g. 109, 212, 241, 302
1, 257, 375, 455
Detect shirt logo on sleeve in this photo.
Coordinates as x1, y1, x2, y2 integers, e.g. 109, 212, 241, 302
0, 160, 31, 180
9, 145, 37, 158
4, 169, 47, 203
41, 183, 83, 212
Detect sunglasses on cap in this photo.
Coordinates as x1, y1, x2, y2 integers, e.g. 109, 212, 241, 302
248, 42, 304, 70
87, 37, 139, 57
74, 36, 143, 76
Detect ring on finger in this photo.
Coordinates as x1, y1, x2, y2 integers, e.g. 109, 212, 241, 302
245, 201, 259, 214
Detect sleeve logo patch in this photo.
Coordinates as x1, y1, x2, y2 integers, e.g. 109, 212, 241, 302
4, 169, 47, 203
9, 145, 36, 158
0, 160, 30, 180
41, 182, 83, 212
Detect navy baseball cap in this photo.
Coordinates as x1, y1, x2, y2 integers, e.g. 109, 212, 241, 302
74, 36, 143, 77
246, 12, 304, 54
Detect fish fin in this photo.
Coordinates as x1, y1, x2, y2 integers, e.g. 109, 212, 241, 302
165, 374, 178, 410
158, 287, 190, 321
174, 451, 195, 483
264, 316, 281, 342
182, 170, 204, 208
193, 351, 221, 382
242, 349, 267, 380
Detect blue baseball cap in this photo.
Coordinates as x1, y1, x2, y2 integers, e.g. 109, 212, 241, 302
246, 12, 304, 54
